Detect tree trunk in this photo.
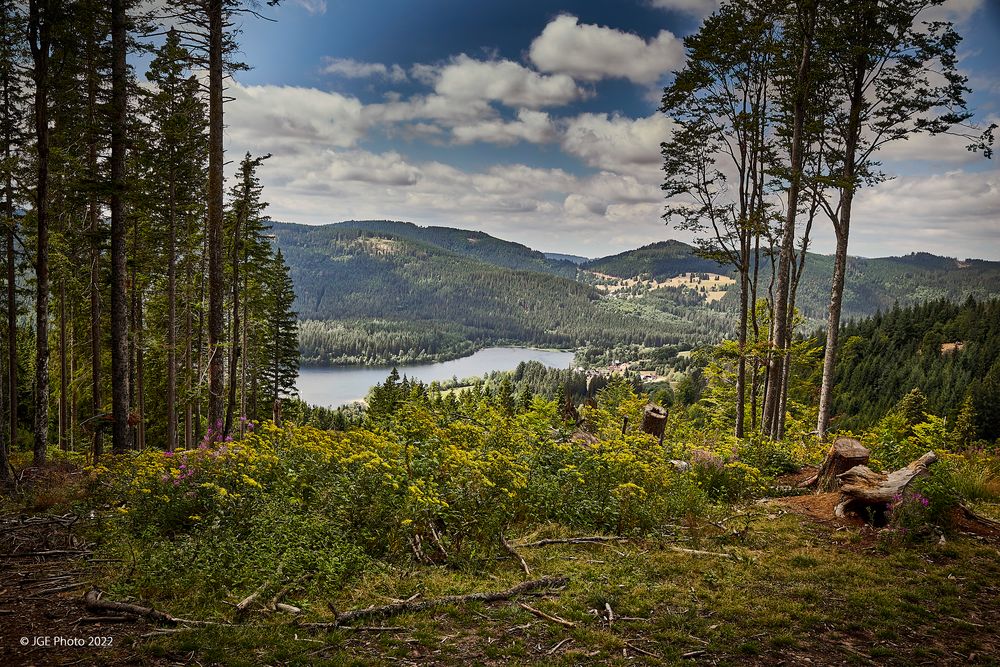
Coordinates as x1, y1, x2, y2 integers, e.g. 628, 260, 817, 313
87, 28, 102, 461
184, 215, 194, 450
735, 262, 748, 439
224, 201, 243, 437
166, 175, 176, 451
806, 437, 869, 492
206, 0, 225, 431
4, 158, 16, 484
29, 0, 51, 466
835, 451, 938, 520
762, 1, 816, 439
58, 281, 66, 450
641, 403, 668, 440
109, 0, 130, 454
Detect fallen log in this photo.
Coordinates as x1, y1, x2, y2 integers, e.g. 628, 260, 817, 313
804, 438, 870, 492
834, 451, 938, 520
83, 590, 222, 626
312, 576, 568, 628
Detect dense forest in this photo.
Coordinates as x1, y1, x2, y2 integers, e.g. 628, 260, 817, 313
830, 298, 1000, 439
0, 1, 299, 477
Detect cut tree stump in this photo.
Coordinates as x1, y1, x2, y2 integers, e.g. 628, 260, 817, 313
641, 404, 668, 439
805, 438, 870, 492
834, 451, 938, 520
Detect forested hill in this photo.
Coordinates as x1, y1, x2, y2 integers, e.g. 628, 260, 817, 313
830, 297, 1000, 440
271, 222, 720, 365
326, 220, 579, 278
582, 240, 728, 278
581, 240, 1000, 321
794, 253, 1000, 321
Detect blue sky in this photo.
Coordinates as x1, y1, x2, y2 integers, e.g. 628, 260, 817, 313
216, 0, 1000, 259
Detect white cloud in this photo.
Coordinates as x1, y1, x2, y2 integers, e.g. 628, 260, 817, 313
434, 54, 583, 108
529, 15, 684, 84
802, 167, 1000, 259
452, 109, 558, 146
290, 0, 327, 16
561, 112, 673, 175
227, 81, 369, 148
321, 57, 407, 82
647, 0, 720, 16
923, 0, 984, 24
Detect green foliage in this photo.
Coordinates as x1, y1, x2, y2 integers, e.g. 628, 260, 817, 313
831, 298, 1000, 441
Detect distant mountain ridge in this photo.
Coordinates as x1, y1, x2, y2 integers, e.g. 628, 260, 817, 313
270, 221, 722, 366
271, 219, 1000, 364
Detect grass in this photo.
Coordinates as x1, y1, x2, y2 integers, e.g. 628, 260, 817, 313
109, 511, 1000, 666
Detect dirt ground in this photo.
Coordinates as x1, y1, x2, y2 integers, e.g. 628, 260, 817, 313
0, 513, 144, 666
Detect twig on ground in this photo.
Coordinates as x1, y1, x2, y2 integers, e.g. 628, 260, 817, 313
501, 534, 531, 577
84, 589, 225, 627
518, 602, 576, 628
236, 565, 283, 617
306, 576, 569, 629
624, 640, 661, 659
548, 638, 572, 655
667, 546, 733, 559
516, 536, 628, 548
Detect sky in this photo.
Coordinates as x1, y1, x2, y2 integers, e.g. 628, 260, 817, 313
216, 0, 1000, 260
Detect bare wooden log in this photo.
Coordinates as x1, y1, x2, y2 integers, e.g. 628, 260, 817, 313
811, 438, 870, 492
315, 576, 568, 628
83, 590, 222, 626
834, 451, 938, 519
641, 404, 668, 439
235, 571, 279, 618
84, 589, 178, 625
667, 546, 733, 559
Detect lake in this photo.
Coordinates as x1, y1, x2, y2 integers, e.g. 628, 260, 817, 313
296, 346, 576, 407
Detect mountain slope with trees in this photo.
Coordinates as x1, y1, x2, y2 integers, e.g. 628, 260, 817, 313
272, 222, 720, 365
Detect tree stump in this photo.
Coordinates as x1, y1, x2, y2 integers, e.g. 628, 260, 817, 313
810, 438, 870, 492
834, 450, 938, 520
641, 404, 668, 439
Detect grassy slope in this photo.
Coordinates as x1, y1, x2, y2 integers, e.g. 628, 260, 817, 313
114, 512, 1000, 666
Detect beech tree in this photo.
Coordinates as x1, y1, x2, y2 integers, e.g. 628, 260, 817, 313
661, 0, 780, 439
812, 0, 983, 438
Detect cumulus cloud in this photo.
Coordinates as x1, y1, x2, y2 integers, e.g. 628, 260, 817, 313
451, 109, 558, 146
433, 54, 583, 108
227, 81, 369, 148
529, 15, 684, 84
561, 112, 673, 175
321, 57, 408, 82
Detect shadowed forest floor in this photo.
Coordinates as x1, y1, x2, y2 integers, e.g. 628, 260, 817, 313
3, 499, 1000, 666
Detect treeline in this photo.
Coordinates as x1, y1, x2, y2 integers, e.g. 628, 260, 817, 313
582, 240, 726, 280
830, 298, 1000, 440
0, 1, 297, 483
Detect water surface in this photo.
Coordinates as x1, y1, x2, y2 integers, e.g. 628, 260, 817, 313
296, 346, 575, 407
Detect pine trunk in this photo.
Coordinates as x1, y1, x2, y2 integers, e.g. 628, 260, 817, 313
58, 281, 66, 450
29, 0, 51, 466
206, 0, 225, 431
109, 0, 130, 454
166, 174, 177, 451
